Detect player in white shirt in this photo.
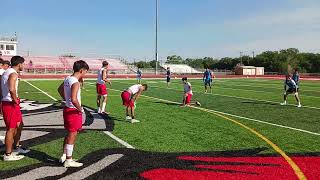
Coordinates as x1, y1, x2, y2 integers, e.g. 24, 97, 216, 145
96, 61, 112, 114
0, 59, 10, 115
1, 56, 29, 161
181, 77, 201, 107
121, 84, 148, 123
58, 60, 89, 168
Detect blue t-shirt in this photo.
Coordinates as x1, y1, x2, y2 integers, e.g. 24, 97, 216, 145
137, 70, 142, 77
292, 73, 300, 84
204, 70, 212, 80
285, 79, 297, 89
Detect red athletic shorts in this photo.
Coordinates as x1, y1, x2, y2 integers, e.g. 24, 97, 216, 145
121, 91, 134, 107
63, 107, 83, 132
185, 94, 193, 104
2, 101, 23, 130
96, 83, 108, 96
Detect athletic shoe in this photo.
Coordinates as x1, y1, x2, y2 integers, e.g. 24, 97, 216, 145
13, 146, 30, 154
3, 153, 24, 161
131, 119, 140, 123
280, 102, 287, 106
196, 101, 201, 106
126, 116, 132, 121
59, 154, 66, 163
297, 104, 302, 108
64, 159, 83, 168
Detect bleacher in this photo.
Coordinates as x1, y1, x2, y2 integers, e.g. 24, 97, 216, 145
162, 64, 202, 74
0, 56, 129, 73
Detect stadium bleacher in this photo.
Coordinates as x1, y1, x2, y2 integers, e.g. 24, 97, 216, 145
0, 56, 129, 72
162, 64, 201, 74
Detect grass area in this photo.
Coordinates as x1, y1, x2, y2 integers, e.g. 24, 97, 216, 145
22, 78, 320, 155
0, 131, 121, 170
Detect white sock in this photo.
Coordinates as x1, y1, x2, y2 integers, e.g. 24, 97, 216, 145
66, 144, 74, 157
97, 107, 101, 113
101, 102, 106, 112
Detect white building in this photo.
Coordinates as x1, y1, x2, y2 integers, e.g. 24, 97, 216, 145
0, 36, 18, 56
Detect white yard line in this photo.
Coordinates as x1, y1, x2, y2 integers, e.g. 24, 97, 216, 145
23, 80, 58, 101
104, 131, 135, 149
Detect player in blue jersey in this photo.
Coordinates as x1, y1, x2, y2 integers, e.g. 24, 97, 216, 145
136, 68, 142, 84
203, 68, 214, 93
281, 74, 302, 108
292, 69, 300, 86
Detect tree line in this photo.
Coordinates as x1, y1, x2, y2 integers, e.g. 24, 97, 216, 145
132, 48, 320, 73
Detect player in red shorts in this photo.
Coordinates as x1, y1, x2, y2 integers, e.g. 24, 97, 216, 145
1, 56, 29, 161
121, 84, 148, 123
58, 60, 89, 168
181, 77, 201, 107
96, 61, 111, 114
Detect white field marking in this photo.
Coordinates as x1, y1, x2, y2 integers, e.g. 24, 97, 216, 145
60, 154, 124, 180
4, 167, 67, 180
113, 80, 320, 110
104, 87, 320, 136
104, 131, 135, 149
23, 80, 58, 101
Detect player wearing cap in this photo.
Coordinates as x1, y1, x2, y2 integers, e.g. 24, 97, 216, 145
96, 61, 112, 114
57, 60, 89, 167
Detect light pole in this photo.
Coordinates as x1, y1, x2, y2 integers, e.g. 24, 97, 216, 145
155, 0, 159, 75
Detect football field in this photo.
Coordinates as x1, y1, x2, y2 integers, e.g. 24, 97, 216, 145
0, 78, 319, 179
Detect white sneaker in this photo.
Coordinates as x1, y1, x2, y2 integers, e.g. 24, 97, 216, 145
13, 146, 30, 154
280, 102, 287, 106
3, 153, 25, 161
131, 119, 140, 123
126, 116, 132, 121
196, 101, 201, 106
59, 154, 66, 163
297, 104, 302, 108
64, 159, 83, 168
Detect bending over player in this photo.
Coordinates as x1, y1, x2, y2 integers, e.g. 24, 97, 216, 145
58, 60, 89, 167
1, 56, 30, 161
181, 77, 201, 107
96, 61, 112, 114
281, 74, 302, 108
121, 84, 148, 123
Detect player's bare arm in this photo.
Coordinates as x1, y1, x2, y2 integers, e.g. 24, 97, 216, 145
71, 82, 82, 112
102, 69, 111, 85
58, 82, 65, 100
8, 73, 19, 104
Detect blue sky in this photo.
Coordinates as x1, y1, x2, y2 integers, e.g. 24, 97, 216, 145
1, 0, 320, 61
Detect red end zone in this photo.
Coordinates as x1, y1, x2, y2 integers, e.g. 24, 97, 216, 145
141, 156, 320, 180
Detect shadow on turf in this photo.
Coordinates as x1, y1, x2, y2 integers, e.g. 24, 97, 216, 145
241, 101, 279, 106
154, 101, 179, 106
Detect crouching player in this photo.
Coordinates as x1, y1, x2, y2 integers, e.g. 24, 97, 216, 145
181, 77, 201, 107
281, 74, 302, 108
58, 60, 89, 167
1, 56, 29, 161
121, 84, 148, 123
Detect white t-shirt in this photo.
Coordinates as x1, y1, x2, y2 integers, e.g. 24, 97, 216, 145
184, 82, 193, 95
128, 84, 142, 95
97, 67, 106, 84
64, 76, 81, 108
0, 69, 5, 76
1, 68, 19, 102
